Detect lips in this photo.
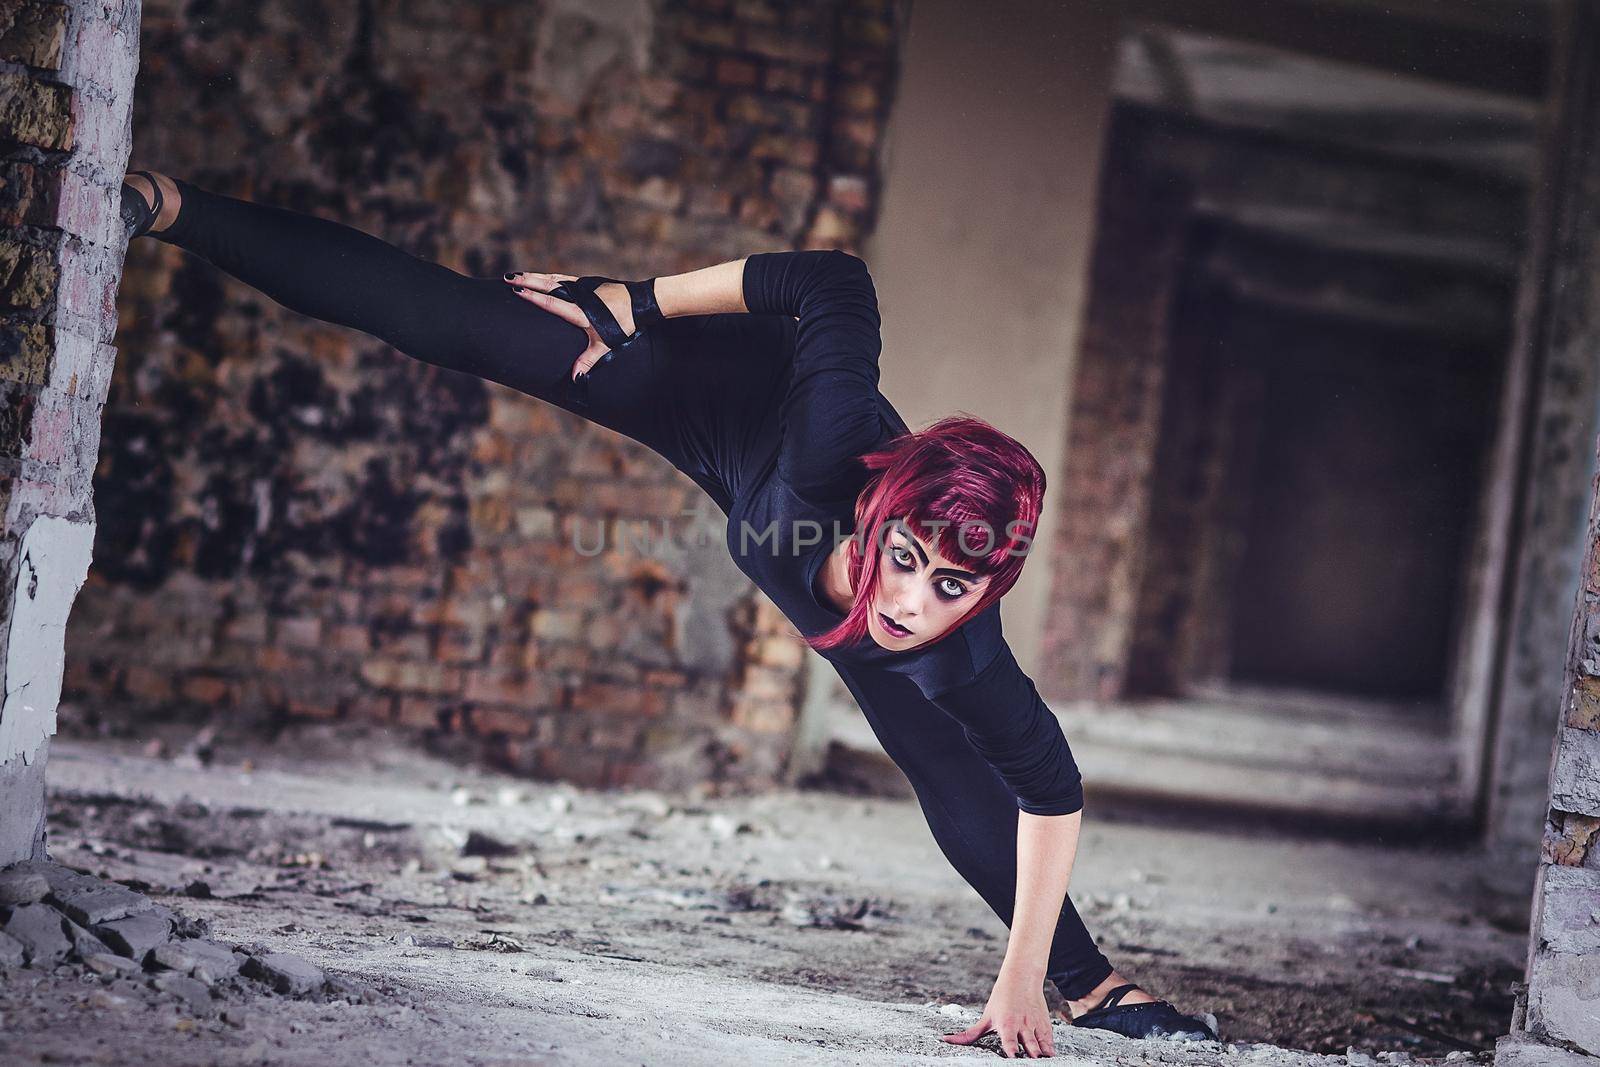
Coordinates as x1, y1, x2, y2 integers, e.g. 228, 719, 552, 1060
878, 612, 912, 637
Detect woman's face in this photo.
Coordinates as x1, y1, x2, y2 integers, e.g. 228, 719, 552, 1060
866, 519, 992, 651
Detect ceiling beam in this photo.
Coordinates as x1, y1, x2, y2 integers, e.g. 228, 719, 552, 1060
1122, 0, 1551, 100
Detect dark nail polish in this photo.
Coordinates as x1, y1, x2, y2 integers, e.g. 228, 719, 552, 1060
503, 272, 515, 281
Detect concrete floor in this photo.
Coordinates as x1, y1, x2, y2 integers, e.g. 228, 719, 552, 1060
0, 724, 1531, 1065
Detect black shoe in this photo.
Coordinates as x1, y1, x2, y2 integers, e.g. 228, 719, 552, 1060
120, 170, 164, 240
1070, 983, 1217, 1042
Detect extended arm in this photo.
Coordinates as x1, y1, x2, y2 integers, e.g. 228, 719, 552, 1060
1006, 810, 1083, 987
933, 645, 1085, 1057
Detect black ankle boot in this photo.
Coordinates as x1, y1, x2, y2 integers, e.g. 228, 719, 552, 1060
120, 170, 164, 240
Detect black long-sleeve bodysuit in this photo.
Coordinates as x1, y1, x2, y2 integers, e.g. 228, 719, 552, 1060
155, 179, 1114, 999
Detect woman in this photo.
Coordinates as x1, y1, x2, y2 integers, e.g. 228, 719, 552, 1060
120, 171, 1217, 1056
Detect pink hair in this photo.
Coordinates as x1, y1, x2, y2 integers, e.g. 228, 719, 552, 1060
808, 414, 1045, 653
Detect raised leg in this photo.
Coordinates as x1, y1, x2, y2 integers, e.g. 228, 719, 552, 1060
137, 176, 686, 462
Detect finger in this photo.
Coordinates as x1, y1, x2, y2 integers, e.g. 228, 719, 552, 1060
1002, 1028, 1018, 1058
1020, 1027, 1042, 1058
571, 343, 609, 380
505, 272, 558, 292
939, 1018, 991, 1045
513, 287, 589, 329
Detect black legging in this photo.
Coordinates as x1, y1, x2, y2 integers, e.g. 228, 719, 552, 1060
151, 180, 1114, 1000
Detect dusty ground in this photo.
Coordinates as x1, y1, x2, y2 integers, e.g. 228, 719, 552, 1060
0, 724, 1529, 1065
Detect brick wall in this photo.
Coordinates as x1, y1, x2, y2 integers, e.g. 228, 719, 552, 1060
62, 0, 899, 795
0, 0, 139, 862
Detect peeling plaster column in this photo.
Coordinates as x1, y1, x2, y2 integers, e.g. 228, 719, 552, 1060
1497, 6, 1600, 1063
0, 0, 140, 864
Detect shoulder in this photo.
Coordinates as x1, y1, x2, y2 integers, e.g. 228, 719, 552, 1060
891, 601, 1008, 700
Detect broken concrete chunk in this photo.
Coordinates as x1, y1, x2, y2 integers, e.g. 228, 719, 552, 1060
94, 910, 172, 963
3, 903, 71, 965
0, 866, 50, 906
152, 972, 216, 1015
153, 937, 240, 982
29, 861, 107, 899
0, 929, 25, 968
52, 879, 151, 927
241, 952, 324, 995
64, 919, 111, 959
150, 941, 200, 974
83, 952, 141, 978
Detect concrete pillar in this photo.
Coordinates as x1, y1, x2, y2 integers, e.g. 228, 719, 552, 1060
863, 0, 1120, 674
1497, 4, 1600, 1062
1483, 0, 1600, 856
0, 0, 140, 864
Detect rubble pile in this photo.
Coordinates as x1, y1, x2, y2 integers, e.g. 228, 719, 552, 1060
0, 859, 378, 1021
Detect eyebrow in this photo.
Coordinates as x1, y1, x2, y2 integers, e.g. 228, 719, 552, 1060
894, 526, 982, 582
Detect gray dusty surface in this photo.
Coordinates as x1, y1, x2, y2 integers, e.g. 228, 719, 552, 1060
0, 726, 1527, 1065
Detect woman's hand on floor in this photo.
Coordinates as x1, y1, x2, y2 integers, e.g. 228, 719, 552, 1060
504, 272, 634, 379
941, 965, 1056, 1057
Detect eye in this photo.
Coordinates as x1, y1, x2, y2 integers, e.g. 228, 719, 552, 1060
890, 544, 915, 570
937, 577, 968, 600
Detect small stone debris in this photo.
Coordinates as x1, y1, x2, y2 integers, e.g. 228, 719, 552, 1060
152, 972, 217, 1015
324, 974, 380, 1004
241, 952, 325, 995
95, 910, 173, 963
83, 952, 141, 978
460, 829, 518, 858
88, 988, 135, 1011
778, 889, 891, 930
617, 792, 672, 817
403, 933, 455, 949
0, 866, 49, 906
3, 903, 73, 965
0, 929, 26, 968
461, 932, 524, 953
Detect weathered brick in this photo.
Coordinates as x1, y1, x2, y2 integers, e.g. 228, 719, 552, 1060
1544, 812, 1600, 866
276, 615, 323, 649
0, 234, 59, 310
360, 658, 461, 696
0, 2, 69, 70
469, 705, 537, 737
570, 680, 665, 716
180, 675, 230, 705
0, 70, 73, 150
0, 319, 48, 385
463, 667, 550, 707
121, 664, 173, 701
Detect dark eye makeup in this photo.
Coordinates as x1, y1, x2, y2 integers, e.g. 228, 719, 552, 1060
888, 542, 969, 601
